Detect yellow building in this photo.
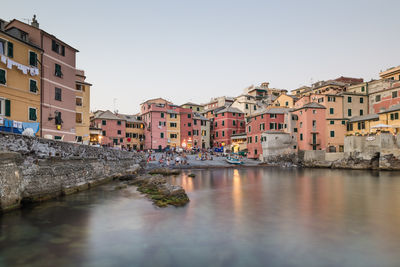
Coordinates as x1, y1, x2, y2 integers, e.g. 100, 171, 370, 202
0, 26, 42, 134
380, 66, 400, 81
181, 102, 204, 112
75, 69, 92, 143
119, 114, 144, 150
347, 104, 400, 135
166, 109, 180, 147
272, 94, 297, 108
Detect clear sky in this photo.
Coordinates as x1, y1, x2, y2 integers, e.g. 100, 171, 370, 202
2, 0, 400, 114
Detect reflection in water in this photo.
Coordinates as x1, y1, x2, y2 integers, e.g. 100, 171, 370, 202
1, 168, 400, 267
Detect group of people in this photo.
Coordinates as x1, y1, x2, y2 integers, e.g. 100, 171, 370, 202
146, 150, 189, 166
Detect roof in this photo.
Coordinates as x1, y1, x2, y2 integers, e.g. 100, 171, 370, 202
262, 131, 289, 135
118, 114, 142, 123
181, 102, 202, 107
193, 112, 208, 121
140, 97, 172, 105
93, 110, 123, 120
166, 109, 179, 114
378, 103, 400, 114
7, 19, 79, 52
295, 102, 326, 110
0, 28, 43, 51
349, 114, 379, 123
248, 107, 289, 118
231, 132, 247, 138
215, 106, 244, 114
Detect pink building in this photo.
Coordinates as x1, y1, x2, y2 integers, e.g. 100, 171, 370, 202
212, 107, 245, 148
7, 18, 79, 141
140, 98, 172, 150
91, 110, 126, 147
292, 102, 326, 151
371, 82, 400, 114
246, 108, 286, 159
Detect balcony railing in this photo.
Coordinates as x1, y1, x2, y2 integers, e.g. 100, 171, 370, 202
309, 138, 321, 145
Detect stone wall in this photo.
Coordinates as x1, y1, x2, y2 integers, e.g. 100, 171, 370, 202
261, 132, 296, 163
0, 132, 144, 212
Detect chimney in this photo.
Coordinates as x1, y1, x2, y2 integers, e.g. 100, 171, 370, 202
0, 19, 6, 31
31, 14, 39, 28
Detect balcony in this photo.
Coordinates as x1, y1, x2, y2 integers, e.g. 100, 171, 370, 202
308, 138, 321, 145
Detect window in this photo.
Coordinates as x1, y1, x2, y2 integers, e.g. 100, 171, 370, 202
222, 121, 224, 126
170, 134, 177, 139
248, 126, 251, 133
30, 79, 38, 93
313, 110, 316, 114
0, 69, 6, 85
117, 120, 121, 125
117, 130, 121, 135
161, 112, 164, 118
76, 97, 82, 106
270, 114, 276, 118
28, 107, 37, 121
328, 96, 336, 102
360, 98, 364, 104
330, 120, 334, 125
7, 42, 13, 58
233, 120, 236, 126
76, 113, 82, 123
160, 133, 164, 138
348, 109, 352, 117
360, 110, 363, 116
248, 136, 252, 143
255, 149, 258, 155
300, 133, 303, 141
342, 120, 346, 125
120, 138, 123, 143
29, 51, 37, 67
102, 130, 106, 136
330, 108, 334, 114
188, 131, 191, 136
396, 113, 399, 120
330, 131, 335, 137
245, 104, 249, 109
253, 105, 257, 111
102, 120, 106, 126
55, 64, 62, 77
375, 95, 381, 102
170, 122, 177, 127
255, 136, 258, 143
0, 39, 5, 55
216, 131, 218, 137
188, 114, 191, 118
361, 86, 365, 92
55, 88, 62, 101
285, 101, 289, 106
52, 40, 59, 53
313, 120, 317, 127
222, 131, 225, 137
215, 122, 217, 127
170, 113, 177, 119
188, 123, 191, 127
392, 91, 398, 98
300, 122, 303, 128
294, 128, 298, 132
193, 120, 197, 125
270, 123, 276, 129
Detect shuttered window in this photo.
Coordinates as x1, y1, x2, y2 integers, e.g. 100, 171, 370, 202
55, 87, 62, 101
29, 108, 37, 121
55, 64, 62, 77
30, 80, 38, 93
7, 42, 13, 58
29, 51, 37, 67
0, 69, 5, 84
5, 99, 10, 117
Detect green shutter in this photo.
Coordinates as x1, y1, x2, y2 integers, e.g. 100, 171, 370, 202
30, 80, 37, 93
29, 108, 37, 121
5, 99, 10, 117
0, 69, 5, 84
7, 42, 13, 58
29, 52, 37, 66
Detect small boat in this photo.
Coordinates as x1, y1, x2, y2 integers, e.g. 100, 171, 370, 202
226, 156, 243, 165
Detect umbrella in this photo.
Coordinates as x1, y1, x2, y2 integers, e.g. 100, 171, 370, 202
371, 124, 392, 129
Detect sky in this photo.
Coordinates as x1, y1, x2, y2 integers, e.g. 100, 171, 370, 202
2, 0, 400, 114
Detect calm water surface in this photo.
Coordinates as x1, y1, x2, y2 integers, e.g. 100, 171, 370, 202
1, 168, 400, 267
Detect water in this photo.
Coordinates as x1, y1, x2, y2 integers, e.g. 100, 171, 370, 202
1, 168, 400, 267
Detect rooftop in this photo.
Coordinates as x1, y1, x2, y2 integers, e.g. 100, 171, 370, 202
349, 114, 379, 122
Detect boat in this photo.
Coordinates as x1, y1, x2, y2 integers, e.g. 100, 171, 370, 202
226, 156, 243, 165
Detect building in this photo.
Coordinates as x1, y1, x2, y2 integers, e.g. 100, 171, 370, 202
140, 98, 172, 150
246, 108, 286, 159
91, 110, 126, 147
7, 17, 80, 141
292, 102, 326, 151
166, 109, 180, 148
75, 69, 92, 143
118, 114, 144, 150
193, 112, 210, 149
261, 131, 296, 162
181, 102, 204, 112
346, 114, 380, 136
204, 96, 235, 111
0, 20, 42, 135
339, 92, 368, 119
380, 66, 400, 81
212, 106, 245, 148
178, 106, 193, 149
272, 93, 297, 108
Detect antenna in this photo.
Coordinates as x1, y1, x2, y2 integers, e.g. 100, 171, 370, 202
113, 98, 117, 113
22, 18, 31, 24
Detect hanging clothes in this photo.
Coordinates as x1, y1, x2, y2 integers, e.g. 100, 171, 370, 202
4, 118, 13, 128
0, 116, 4, 125
0, 55, 6, 64
22, 122, 40, 134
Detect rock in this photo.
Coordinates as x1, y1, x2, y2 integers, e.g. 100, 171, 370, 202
188, 173, 196, 178
148, 168, 181, 176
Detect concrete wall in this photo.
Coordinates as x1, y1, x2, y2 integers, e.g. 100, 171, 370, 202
0, 132, 143, 212
261, 132, 296, 162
